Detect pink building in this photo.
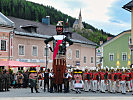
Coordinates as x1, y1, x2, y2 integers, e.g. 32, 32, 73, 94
0, 13, 14, 61
0, 13, 97, 71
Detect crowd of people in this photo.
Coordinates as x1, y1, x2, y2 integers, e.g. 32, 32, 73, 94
0, 70, 10, 92
28, 68, 72, 93
83, 68, 133, 95
0, 69, 29, 92
0, 67, 133, 95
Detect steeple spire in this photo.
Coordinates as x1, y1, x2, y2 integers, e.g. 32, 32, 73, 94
73, 9, 84, 30
79, 9, 81, 17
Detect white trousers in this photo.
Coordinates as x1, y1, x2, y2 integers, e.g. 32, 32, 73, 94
69, 80, 74, 90
131, 80, 133, 91
104, 80, 107, 91
121, 81, 126, 94
131, 79, 133, 94
90, 80, 93, 91
38, 80, 44, 89
108, 80, 111, 92
98, 81, 101, 90
101, 80, 105, 92
116, 80, 121, 92
111, 81, 116, 93
84, 80, 90, 91
92, 80, 97, 91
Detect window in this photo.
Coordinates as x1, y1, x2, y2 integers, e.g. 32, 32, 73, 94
76, 50, 79, 58
31, 27, 37, 33
44, 47, 49, 56
91, 57, 93, 63
122, 52, 127, 61
32, 46, 37, 56
109, 53, 114, 61
1, 40, 6, 51
19, 45, 24, 55
84, 56, 86, 63
129, 36, 131, 45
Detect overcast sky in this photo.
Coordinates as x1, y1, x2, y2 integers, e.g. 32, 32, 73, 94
27, 0, 131, 35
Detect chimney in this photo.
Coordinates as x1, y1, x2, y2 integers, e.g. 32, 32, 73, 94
100, 37, 103, 45
42, 16, 50, 25
100, 41, 103, 45
107, 37, 113, 41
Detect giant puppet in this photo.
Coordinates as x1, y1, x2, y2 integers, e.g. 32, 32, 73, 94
44, 21, 73, 87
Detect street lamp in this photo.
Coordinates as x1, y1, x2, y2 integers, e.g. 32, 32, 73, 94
46, 45, 48, 69
100, 57, 103, 69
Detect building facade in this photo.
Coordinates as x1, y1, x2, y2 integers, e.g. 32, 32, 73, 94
0, 12, 14, 71
100, 30, 131, 69
0, 13, 97, 72
123, 0, 133, 68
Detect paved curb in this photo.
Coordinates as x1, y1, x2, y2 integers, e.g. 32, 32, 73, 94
0, 97, 133, 100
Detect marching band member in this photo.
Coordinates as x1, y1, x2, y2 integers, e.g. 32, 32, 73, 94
100, 69, 105, 93
92, 70, 99, 92
96, 68, 100, 91
116, 68, 122, 93
121, 67, 126, 94
89, 70, 93, 91
111, 69, 117, 93
125, 69, 132, 92
98, 69, 101, 91
104, 67, 109, 91
108, 69, 112, 92
83, 69, 89, 92
130, 68, 133, 95
86, 70, 92, 91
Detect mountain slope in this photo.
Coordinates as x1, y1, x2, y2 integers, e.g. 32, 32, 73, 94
0, 0, 114, 44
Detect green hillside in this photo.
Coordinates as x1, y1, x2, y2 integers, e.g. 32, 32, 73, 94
0, 0, 114, 44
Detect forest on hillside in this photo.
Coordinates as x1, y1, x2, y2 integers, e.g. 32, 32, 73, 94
0, 0, 114, 44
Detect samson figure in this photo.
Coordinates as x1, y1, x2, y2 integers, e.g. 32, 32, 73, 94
44, 21, 73, 92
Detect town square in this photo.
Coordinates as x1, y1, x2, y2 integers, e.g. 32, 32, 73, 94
0, 0, 133, 100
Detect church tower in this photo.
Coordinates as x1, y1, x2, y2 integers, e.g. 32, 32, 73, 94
73, 9, 84, 30
78, 9, 84, 30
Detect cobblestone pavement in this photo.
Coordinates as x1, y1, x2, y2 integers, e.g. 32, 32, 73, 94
0, 88, 133, 97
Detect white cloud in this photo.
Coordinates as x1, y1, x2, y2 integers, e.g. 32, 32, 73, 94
27, 0, 130, 35
88, 20, 130, 35
27, 0, 116, 21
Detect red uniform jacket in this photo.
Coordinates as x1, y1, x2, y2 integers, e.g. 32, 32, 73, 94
117, 72, 122, 80
121, 74, 126, 81
100, 72, 105, 80
108, 73, 111, 80
125, 72, 131, 81
83, 73, 88, 80
93, 73, 98, 80
86, 72, 92, 81
111, 73, 117, 81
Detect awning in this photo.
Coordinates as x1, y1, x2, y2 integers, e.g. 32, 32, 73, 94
0, 60, 40, 67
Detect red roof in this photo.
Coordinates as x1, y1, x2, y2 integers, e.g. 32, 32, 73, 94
0, 60, 40, 67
